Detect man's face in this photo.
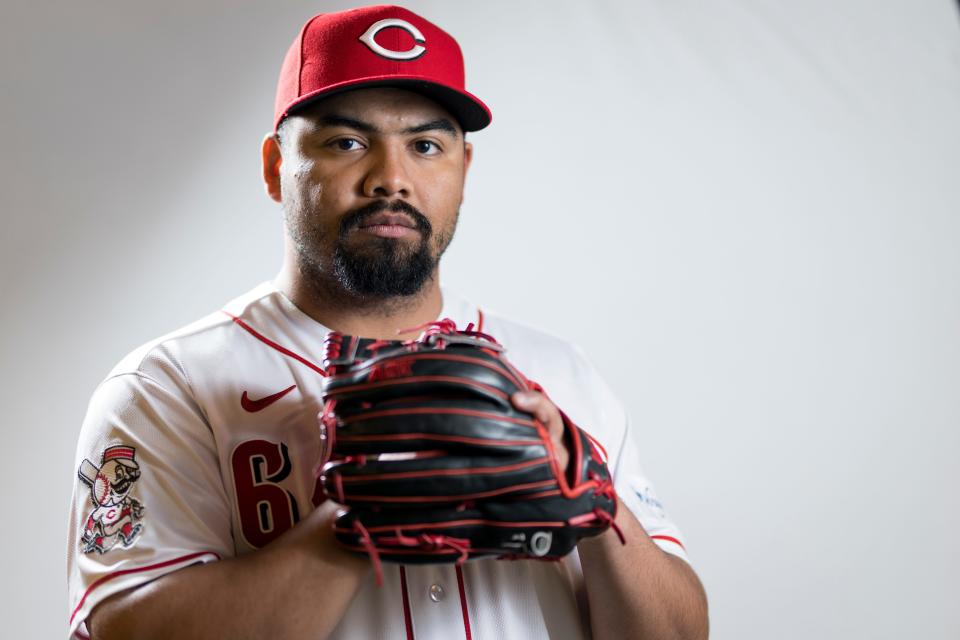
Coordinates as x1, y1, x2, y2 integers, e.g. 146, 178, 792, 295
272, 88, 472, 298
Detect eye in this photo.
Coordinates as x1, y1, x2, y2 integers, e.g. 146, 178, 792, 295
413, 140, 441, 156
331, 138, 364, 152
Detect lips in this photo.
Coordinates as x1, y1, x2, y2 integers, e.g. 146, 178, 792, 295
358, 212, 417, 229
356, 211, 420, 238
339, 200, 432, 241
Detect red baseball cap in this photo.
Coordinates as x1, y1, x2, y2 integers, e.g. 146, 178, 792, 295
273, 5, 492, 132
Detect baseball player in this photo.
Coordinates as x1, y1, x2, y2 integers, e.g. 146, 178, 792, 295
67, 5, 708, 639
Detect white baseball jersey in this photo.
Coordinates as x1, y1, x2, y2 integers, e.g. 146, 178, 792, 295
67, 283, 688, 640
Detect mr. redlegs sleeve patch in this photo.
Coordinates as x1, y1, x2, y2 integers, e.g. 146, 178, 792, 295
77, 444, 145, 554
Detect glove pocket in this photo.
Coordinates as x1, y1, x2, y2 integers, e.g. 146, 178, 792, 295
320, 447, 555, 504
330, 400, 543, 454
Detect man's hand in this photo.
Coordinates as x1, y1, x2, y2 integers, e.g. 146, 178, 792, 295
511, 390, 570, 473
88, 501, 369, 640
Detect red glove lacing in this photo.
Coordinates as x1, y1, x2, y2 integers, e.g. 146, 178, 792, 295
566, 471, 626, 545
379, 531, 472, 565
354, 521, 473, 587
397, 318, 501, 348
353, 519, 384, 586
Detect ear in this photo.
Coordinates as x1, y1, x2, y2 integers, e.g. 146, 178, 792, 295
460, 140, 473, 203
261, 133, 283, 203
463, 140, 473, 173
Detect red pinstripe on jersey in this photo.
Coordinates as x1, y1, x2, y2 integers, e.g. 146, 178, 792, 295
651, 534, 686, 549
456, 565, 473, 640
69, 551, 221, 626
221, 311, 327, 376
399, 566, 415, 640
221, 307, 484, 379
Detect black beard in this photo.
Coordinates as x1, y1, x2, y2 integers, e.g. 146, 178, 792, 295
296, 200, 453, 300
334, 202, 436, 297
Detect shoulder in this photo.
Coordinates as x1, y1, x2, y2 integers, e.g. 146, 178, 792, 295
441, 288, 580, 369
78, 282, 304, 459
468, 298, 591, 379
443, 286, 584, 379
463, 296, 627, 436
101, 282, 286, 388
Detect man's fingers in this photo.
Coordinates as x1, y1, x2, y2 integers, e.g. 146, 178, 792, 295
511, 391, 558, 427
511, 391, 569, 472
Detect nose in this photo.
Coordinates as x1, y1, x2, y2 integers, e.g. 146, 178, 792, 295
362, 143, 412, 199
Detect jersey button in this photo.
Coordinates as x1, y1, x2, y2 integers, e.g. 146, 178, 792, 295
428, 583, 445, 602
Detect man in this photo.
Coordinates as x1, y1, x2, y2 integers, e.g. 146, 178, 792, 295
67, 5, 708, 639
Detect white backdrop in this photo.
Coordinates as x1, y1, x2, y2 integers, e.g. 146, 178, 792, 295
1, 1, 958, 638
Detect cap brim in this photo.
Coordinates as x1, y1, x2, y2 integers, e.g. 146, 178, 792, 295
277, 76, 492, 133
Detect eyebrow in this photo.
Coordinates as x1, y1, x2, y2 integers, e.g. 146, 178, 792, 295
403, 118, 460, 138
318, 114, 460, 138
319, 114, 377, 133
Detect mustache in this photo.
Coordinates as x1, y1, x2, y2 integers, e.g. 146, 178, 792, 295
339, 200, 432, 237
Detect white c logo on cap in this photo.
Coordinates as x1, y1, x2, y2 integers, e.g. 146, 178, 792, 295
359, 18, 427, 61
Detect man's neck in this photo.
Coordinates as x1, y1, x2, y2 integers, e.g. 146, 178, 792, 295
275, 263, 444, 341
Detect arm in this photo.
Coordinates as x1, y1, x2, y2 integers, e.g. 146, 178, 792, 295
88, 501, 369, 640
513, 391, 709, 640
578, 500, 708, 640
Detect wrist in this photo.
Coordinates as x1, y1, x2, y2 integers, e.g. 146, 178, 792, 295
265, 501, 370, 577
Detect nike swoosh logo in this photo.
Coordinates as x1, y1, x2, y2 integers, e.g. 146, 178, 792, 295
241, 384, 297, 412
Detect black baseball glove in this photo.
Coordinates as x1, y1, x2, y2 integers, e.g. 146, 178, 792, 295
317, 320, 621, 581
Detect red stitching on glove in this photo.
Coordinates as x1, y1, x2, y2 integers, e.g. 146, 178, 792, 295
397, 318, 501, 346
364, 339, 395, 355
399, 317, 459, 338
594, 508, 626, 545
566, 508, 625, 545
353, 519, 384, 586
324, 333, 343, 361
585, 431, 609, 464
342, 478, 556, 503
338, 455, 549, 483
343, 454, 368, 467
335, 517, 568, 534
389, 528, 421, 546
331, 375, 512, 401
427, 534, 471, 565
323, 333, 346, 375
343, 352, 525, 390
333, 471, 346, 504
315, 399, 338, 474
588, 472, 617, 501
378, 533, 473, 565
